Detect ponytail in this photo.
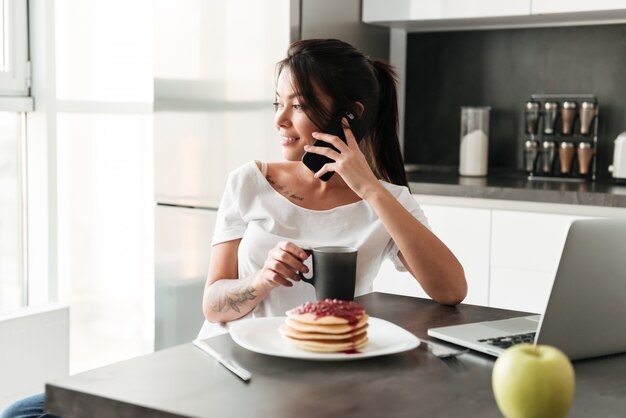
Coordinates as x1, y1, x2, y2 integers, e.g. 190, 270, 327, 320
369, 60, 408, 187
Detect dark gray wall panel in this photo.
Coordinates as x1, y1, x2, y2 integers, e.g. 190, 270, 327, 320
404, 24, 626, 179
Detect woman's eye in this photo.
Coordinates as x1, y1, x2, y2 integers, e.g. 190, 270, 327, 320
273, 102, 306, 112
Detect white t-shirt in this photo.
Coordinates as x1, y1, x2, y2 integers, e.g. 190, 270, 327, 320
197, 160, 429, 339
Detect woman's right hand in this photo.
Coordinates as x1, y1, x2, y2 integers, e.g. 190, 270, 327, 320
256, 241, 310, 288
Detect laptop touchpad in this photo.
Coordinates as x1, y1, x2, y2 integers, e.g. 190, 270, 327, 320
485, 317, 539, 334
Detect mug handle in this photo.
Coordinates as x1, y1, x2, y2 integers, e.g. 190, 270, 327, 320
298, 249, 314, 285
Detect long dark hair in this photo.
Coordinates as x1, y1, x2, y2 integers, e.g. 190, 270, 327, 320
276, 38, 407, 187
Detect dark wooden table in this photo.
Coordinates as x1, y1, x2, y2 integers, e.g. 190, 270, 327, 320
46, 293, 626, 417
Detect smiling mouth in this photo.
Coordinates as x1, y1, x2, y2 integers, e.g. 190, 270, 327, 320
281, 137, 299, 145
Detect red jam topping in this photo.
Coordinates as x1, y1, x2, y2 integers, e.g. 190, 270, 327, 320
291, 299, 365, 324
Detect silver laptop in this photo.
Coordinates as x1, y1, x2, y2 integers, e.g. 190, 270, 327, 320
428, 218, 626, 360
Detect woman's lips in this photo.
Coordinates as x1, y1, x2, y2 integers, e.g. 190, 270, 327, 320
281, 136, 299, 146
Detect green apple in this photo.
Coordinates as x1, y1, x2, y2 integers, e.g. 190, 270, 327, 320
492, 343, 575, 418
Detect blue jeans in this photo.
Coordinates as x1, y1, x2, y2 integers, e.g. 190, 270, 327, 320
1, 393, 62, 418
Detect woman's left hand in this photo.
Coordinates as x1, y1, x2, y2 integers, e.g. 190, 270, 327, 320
305, 119, 382, 199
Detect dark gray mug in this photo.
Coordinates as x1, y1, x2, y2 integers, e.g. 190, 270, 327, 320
298, 246, 358, 301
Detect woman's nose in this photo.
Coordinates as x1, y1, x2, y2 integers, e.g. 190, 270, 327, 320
275, 107, 291, 129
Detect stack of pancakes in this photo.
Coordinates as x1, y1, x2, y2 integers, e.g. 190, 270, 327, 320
279, 299, 369, 353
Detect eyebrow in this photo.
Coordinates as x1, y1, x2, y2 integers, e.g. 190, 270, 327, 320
275, 92, 303, 99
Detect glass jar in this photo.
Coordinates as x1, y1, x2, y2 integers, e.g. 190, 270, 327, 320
459, 106, 490, 177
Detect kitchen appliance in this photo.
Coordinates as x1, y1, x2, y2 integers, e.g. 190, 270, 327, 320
153, 0, 389, 350
609, 132, 626, 182
522, 94, 599, 181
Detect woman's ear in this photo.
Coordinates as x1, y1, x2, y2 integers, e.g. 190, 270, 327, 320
354, 102, 365, 118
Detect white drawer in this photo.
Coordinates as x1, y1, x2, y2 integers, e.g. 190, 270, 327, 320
421, 203, 491, 306
490, 210, 588, 272
489, 266, 555, 314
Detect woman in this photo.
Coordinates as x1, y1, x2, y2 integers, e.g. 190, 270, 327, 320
1, 38, 466, 418
197, 38, 466, 339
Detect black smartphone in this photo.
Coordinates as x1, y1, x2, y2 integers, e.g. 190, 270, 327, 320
301, 110, 364, 181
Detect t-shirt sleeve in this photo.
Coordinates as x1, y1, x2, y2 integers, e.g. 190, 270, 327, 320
385, 186, 431, 272
211, 170, 248, 246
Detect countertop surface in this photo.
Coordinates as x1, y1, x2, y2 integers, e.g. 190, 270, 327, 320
406, 168, 626, 208
46, 293, 626, 418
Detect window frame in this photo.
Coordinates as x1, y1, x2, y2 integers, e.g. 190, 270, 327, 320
0, 0, 29, 97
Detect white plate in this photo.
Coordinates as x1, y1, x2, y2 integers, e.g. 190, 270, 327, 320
229, 316, 420, 361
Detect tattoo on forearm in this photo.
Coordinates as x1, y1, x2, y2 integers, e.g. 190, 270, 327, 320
266, 175, 304, 202
209, 283, 257, 313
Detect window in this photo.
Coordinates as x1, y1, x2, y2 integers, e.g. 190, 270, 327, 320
1, 1, 5, 71
0, 111, 25, 312
0, 0, 30, 313
0, 0, 29, 96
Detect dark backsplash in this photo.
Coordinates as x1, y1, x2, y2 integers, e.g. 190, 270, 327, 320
404, 23, 626, 179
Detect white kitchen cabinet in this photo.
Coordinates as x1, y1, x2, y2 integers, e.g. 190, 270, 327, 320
490, 210, 590, 272
374, 195, 602, 312
489, 267, 554, 313
373, 201, 491, 306
362, 0, 530, 23
421, 204, 491, 305
154, 205, 217, 350
362, 0, 626, 31
372, 259, 428, 299
531, 0, 626, 14
489, 210, 592, 312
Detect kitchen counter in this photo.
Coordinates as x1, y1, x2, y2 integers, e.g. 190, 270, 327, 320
45, 293, 626, 418
406, 169, 626, 208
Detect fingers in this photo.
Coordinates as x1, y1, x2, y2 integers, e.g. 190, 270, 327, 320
279, 241, 309, 263
261, 242, 309, 288
314, 163, 336, 179
311, 132, 348, 152
307, 122, 371, 185
304, 134, 343, 177
341, 118, 358, 147
307, 142, 343, 179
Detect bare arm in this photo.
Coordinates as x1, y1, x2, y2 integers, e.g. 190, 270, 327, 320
202, 240, 269, 323
365, 184, 467, 305
308, 125, 467, 305
202, 239, 309, 323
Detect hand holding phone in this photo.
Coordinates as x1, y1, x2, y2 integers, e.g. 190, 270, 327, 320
301, 110, 363, 181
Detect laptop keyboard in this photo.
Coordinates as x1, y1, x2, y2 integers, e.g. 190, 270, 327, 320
479, 332, 536, 349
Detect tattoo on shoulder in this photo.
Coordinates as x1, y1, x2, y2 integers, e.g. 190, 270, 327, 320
266, 175, 285, 191
209, 284, 257, 313
266, 175, 304, 202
